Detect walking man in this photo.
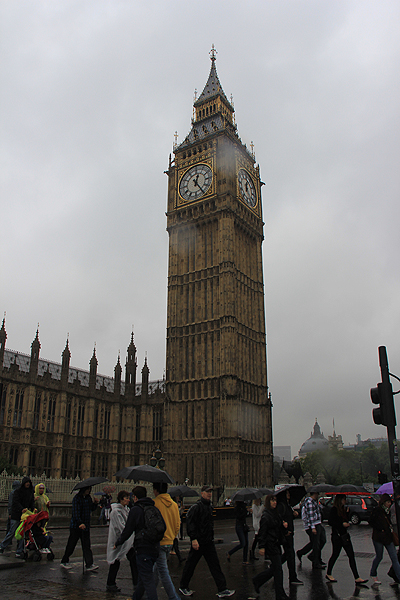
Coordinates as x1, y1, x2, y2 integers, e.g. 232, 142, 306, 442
179, 485, 235, 598
0, 477, 33, 558
297, 491, 326, 569
60, 486, 99, 570
153, 482, 181, 600
115, 485, 165, 600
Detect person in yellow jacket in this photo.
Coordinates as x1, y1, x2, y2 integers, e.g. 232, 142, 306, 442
153, 482, 181, 600
34, 483, 50, 513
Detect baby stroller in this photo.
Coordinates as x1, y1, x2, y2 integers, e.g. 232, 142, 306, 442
17, 510, 54, 561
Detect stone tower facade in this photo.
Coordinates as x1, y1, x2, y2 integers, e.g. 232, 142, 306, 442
164, 49, 272, 487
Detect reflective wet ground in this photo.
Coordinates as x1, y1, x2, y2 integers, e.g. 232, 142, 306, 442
2, 520, 400, 600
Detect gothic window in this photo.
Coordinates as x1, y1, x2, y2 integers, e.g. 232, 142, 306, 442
101, 455, 108, 478
33, 391, 41, 429
93, 408, 99, 438
104, 409, 110, 440
211, 402, 215, 436
77, 404, 85, 436
61, 453, 68, 478
9, 447, 18, 467
28, 449, 37, 476
0, 383, 6, 425
44, 450, 51, 477
13, 387, 24, 427
46, 394, 56, 432
74, 454, 82, 478
153, 411, 162, 442
135, 412, 141, 441
64, 399, 72, 434
90, 455, 96, 476
119, 410, 123, 441
191, 404, 195, 438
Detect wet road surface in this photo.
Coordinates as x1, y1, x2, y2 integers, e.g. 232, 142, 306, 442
2, 520, 400, 599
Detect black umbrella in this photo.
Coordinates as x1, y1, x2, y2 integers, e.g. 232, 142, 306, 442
231, 487, 273, 503
168, 485, 199, 498
274, 485, 306, 507
114, 464, 175, 484
307, 484, 337, 494
332, 484, 368, 493
71, 476, 109, 492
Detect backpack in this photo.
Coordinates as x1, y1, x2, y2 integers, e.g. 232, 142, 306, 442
136, 504, 166, 545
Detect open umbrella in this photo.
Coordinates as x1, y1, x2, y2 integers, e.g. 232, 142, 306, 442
376, 481, 393, 495
333, 484, 368, 493
114, 464, 175, 484
274, 485, 306, 507
307, 484, 337, 494
168, 485, 199, 498
71, 476, 109, 492
230, 487, 273, 503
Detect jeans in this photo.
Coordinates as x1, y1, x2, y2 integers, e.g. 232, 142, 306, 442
253, 552, 285, 600
133, 553, 158, 600
298, 524, 326, 565
281, 534, 297, 580
154, 545, 180, 600
327, 533, 359, 579
228, 524, 249, 562
371, 540, 400, 580
0, 519, 23, 554
61, 528, 94, 568
180, 541, 227, 593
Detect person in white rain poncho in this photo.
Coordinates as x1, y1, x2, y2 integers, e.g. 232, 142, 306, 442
106, 490, 137, 593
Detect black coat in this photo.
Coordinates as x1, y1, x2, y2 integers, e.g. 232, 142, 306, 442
11, 477, 34, 521
370, 505, 393, 546
186, 497, 214, 544
116, 496, 160, 558
258, 508, 285, 557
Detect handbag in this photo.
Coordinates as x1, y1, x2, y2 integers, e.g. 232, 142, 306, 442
340, 532, 350, 544
393, 531, 399, 546
243, 523, 250, 533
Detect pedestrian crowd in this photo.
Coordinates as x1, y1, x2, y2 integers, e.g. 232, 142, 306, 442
3, 479, 400, 599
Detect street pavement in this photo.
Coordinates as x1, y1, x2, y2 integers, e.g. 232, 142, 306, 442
1, 519, 400, 600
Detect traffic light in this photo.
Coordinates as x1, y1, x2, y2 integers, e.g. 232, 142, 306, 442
370, 348, 396, 428
378, 471, 388, 485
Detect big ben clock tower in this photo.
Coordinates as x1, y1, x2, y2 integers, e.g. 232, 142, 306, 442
164, 47, 272, 488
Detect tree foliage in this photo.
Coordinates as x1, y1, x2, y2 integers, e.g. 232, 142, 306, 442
298, 444, 390, 485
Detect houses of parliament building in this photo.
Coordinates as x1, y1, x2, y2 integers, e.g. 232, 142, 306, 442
0, 49, 273, 488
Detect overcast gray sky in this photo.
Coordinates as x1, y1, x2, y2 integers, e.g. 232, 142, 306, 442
1, 0, 400, 459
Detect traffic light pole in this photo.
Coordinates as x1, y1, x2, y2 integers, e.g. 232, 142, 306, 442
376, 347, 400, 531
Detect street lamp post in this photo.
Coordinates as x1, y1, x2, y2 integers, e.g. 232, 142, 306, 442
150, 447, 165, 469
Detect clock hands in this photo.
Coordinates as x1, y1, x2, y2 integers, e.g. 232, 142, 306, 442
193, 174, 205, 193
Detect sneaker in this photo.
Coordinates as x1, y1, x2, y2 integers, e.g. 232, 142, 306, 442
290, 578, 304, 585
86, 564, 99, 571
217, 591, 235, 598
15, 554, 25, 559
60, 562, 73, 569
179, 589, 194, 597
106, 584, 121, 592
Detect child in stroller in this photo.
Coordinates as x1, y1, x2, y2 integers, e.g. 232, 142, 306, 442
17, 510, 54, 561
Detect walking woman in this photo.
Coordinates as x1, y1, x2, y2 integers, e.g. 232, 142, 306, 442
370, 493, 400, 585
227, 500, 250, 564
249, 498, 263, 561
106, 490, 136, 593
252, 495, 289, 600
326, 494, 367, 584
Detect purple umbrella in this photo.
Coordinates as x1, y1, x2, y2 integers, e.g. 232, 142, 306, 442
376, 481, 393, 494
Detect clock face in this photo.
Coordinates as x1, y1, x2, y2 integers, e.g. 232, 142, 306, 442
238, 169, 257, 208
179, 164, 213, 202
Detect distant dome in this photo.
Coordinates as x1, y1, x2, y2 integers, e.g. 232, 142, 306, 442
299, 420, 329, 456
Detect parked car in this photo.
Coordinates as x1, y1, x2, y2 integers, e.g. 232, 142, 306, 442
321, 494, 378, 524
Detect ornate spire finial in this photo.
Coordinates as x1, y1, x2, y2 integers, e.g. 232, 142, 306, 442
173, 131, 178, 150
209, 44, 217, 62
250, 141, 255, 157
193, 88, 197, 102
